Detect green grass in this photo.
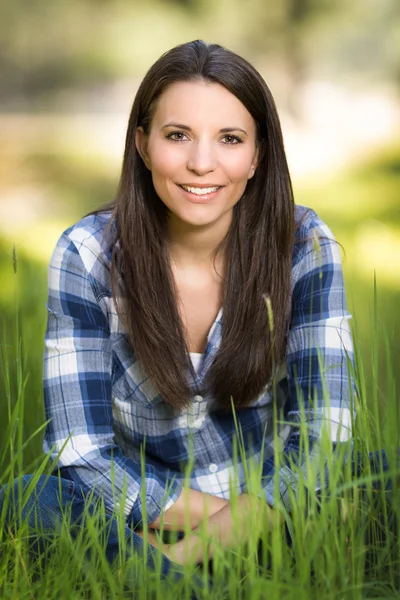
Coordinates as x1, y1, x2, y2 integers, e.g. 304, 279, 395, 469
0, 244, 47, 470
0, 283, 399, 599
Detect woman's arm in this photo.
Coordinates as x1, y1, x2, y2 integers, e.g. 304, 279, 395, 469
148, 487, 228, 530
162, 493, 281, 566
259, 211, 356, 510
43, 229, 184, 528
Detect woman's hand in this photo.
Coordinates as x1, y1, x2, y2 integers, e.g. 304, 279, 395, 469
159, 494, 281, 567
135, 529, 189, 566
148, 487, 229, 531
162, 541, 191, 566
136, 494, 282, 568
135, 529, 166, 551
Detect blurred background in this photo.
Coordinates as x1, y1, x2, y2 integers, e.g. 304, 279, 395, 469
0, 0, 399, 464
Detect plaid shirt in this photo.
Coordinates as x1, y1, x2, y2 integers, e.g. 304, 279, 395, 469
43, 205, 355, 527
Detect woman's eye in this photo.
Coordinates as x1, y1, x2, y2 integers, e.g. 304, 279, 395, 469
222, 134, 242, 144
166, 131, 187, 141
166, 132, 242, 144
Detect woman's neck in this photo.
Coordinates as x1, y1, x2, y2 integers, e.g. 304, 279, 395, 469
167, 216, 230, 270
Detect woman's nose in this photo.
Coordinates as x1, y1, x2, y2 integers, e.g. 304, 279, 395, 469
186, 140, 217, 175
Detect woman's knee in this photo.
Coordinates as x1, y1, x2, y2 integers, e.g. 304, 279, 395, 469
0, 474, 78, 531
0, 474, 35, 521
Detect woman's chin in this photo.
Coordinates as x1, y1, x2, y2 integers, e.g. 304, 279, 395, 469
169, 215, 226, 232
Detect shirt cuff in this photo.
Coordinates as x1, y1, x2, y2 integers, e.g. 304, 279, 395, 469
259, 465, 299, 512
130, 478, 183, 528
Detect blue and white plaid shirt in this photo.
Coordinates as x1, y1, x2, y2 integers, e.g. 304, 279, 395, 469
43, 205, 355, 527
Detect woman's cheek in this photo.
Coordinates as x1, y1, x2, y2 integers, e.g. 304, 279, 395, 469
152, 142, 187, 174
222, 152, 256, 182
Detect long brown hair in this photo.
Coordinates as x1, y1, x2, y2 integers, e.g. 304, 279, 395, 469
92, 40, 295, 411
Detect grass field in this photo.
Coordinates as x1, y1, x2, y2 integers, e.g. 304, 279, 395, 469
0, 143, 399, 598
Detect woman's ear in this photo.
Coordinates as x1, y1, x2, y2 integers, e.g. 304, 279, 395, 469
135, 126, 151, 169
248, 147, 259, 180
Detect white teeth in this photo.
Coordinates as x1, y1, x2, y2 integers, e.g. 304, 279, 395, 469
180, 185, 220, 195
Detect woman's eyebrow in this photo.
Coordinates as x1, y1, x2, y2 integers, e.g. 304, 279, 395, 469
161, 122, 248, 135
220, 126, 248, 136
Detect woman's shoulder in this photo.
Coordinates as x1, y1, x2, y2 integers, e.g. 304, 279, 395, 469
50, 210, 116, 285
294, 204, 330, 237
60, 209, 115, 256
63, 210, 114, 248
292, 204, 340, 269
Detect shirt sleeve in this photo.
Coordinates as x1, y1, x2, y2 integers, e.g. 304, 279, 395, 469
260, 213, 356, 510
43, 231, 183, 527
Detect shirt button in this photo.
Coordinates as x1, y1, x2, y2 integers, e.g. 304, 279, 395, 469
209, 463, 218, 473
194, 395, 203, 403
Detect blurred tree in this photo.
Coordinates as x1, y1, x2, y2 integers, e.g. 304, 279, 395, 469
283, 0, 341, 117
0, 0, 120, 109
163, 0, 197, 7
0, 0, 399, 111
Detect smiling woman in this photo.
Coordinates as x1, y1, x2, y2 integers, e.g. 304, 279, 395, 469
0, 40, 358, 592
135, 81, 258, 236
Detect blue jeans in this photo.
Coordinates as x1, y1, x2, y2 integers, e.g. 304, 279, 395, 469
0, 474, 208, 598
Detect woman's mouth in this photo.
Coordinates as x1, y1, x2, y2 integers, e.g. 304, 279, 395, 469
177, 184, 224, 202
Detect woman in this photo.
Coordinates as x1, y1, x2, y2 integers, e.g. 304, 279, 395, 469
2, 40, 356, 578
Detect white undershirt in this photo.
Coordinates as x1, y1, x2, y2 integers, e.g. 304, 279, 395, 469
189, 352, 203, 374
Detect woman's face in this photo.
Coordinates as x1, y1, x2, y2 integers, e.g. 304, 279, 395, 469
136, 80, 259, 235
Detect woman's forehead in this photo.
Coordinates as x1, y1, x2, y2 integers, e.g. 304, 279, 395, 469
150, 80, 256, 132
